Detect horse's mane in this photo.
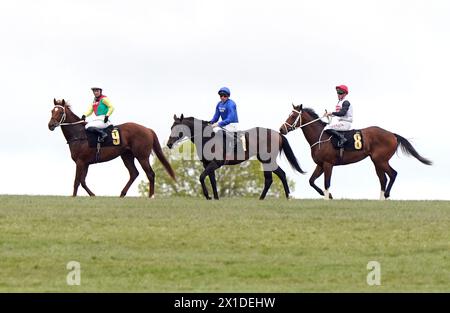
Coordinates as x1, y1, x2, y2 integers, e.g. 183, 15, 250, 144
55, 99, 72, 108
302, 107, 327, 126
183, 116, 211, 127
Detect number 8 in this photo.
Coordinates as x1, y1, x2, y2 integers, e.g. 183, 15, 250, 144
354, 133, 362, 150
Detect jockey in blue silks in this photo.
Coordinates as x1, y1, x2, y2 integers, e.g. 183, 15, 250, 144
210, 87, 239, 131
210, 87, 246, 152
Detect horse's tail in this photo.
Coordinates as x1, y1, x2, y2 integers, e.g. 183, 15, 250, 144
280, 135, 306, 174
151, 130, 177, 181
395, 134, 432, 165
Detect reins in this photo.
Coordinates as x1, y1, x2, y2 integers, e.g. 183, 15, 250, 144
53, 105, 85, 127
283, 108, 330, 149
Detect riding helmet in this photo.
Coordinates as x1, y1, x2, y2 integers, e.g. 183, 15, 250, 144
335, 85, 348, 94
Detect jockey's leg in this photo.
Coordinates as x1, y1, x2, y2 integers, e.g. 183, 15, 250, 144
86, 127, 107, 142
325, 128, 347, 147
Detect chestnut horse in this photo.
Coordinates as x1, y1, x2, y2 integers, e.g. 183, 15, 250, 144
48, 99, 175, 197
280, 104, 432, 200
166, 114, 305, 200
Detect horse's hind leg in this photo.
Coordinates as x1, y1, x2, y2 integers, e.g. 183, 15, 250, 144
384, 164, 397, 199
273, 166, 290, 198
309, 165, 325, 196
120, 152, 139, 197
137, 157, 155, 198
374, 163, 388, 200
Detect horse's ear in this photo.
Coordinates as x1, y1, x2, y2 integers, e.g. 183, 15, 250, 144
54, 98, 57, 105
62, 99, 66, 106
299, 104, 303, 110
292, 103, 295, 108
173, 114, 177, 120
180, 114, 184, 121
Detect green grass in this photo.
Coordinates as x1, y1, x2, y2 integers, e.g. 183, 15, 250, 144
0, 195, 449, 292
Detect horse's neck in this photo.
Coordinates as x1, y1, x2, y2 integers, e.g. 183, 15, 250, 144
301, 118, 326, 146
66, 109, 80, 122
61, 124, 85, 142
61, 109, 85, 143
188, 122, 215, 154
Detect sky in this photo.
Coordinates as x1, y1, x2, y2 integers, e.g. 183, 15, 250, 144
0, 0, 449, 199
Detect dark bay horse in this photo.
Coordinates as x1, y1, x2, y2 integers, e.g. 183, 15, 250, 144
166, 114, 305, 200
48, 99, 175, 197
280, 104, 432, 200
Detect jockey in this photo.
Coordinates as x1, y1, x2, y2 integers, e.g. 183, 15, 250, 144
324, 84, 353, 147
81, 87, 115, 142
210, 87, 246, 152
210, 87, 239, 131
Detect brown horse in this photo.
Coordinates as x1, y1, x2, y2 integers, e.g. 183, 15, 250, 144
280, 104, 432, 200
166, 114, 305, 200
48, 99, 175, 197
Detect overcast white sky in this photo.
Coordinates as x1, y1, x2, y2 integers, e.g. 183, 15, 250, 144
0, 0, 448, 199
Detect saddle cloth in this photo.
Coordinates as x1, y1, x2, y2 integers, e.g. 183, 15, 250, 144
87, 126, 122, 148
330, 129, 364, 151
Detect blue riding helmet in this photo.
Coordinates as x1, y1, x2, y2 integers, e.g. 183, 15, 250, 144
218, 87, 231, 96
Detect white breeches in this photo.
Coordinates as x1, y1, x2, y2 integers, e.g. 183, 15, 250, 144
324, 120, 352, 131
213, 123, 246, 151
85, 115, 111, 129
213, 122, 239, 133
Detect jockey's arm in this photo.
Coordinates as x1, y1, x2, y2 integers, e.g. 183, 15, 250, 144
102, 98, 115, 116
332, 100, 350, 117
218, 102, 237, 127
83, 106, 94, 117
210, 104, 220, 124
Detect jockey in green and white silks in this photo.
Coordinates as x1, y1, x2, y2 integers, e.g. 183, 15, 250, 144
81, 87, 115, 142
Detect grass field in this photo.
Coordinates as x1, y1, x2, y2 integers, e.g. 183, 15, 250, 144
0, 195, 449, 292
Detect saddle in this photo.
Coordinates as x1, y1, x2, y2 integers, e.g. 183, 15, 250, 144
330, 129, 364, 151
215, 130, 247, 158
86, 126, 122, 148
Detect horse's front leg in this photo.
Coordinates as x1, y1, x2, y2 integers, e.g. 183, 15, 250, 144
309, 164, 325, 196
322, 162, 334, 200
199, 162, 220, 200
74, 161, 95, 197
208, 171, 219, 200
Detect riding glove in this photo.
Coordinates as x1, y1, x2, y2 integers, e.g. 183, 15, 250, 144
104, 115, 109, 123
81, 115, 86, 121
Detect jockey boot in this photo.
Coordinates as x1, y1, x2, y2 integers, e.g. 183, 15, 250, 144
96, 128, 108, 142
326, 129, 347, 148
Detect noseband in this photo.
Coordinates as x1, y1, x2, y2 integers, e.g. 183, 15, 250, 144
282, 109, 302, 133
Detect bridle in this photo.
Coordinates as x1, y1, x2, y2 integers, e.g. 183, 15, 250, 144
283, 107, 332, 149
282, 108, 324, 133
169, 121, 215, 147
52, 105, 85, 127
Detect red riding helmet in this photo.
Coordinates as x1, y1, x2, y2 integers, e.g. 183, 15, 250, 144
336, 85, 349, 94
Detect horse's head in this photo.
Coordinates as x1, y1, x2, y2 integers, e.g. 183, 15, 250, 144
279, 104, 303, 135
167, 114, 190, 148
48, 99, 68, 131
